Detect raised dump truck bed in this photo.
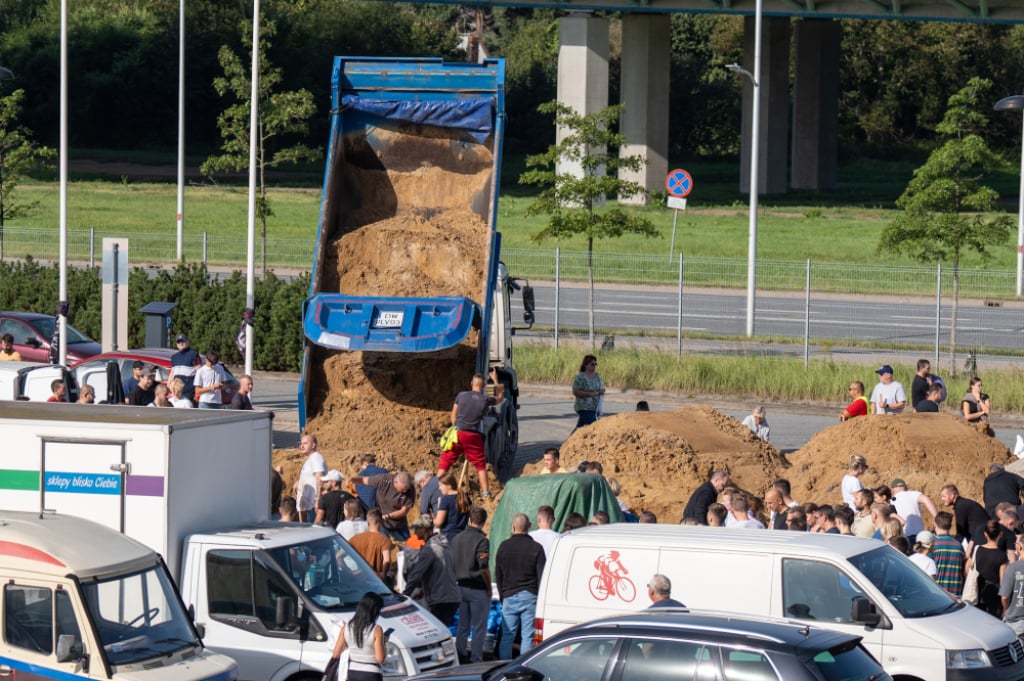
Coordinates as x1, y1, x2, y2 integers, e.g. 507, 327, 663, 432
298, 57, 528, 479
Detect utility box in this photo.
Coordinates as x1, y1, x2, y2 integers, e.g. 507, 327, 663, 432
140, 301, 176, 348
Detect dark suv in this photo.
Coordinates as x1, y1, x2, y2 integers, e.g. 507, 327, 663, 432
408, 610, 890, 681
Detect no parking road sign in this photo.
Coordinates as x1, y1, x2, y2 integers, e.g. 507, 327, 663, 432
665, 168, 693, 198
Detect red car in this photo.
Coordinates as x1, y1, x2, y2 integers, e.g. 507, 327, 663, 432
0, 311, 102, 364
70, 349, 240, 404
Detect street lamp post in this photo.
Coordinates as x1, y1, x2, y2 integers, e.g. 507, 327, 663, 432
726, 0, 762, 338
994, 94, 1024, 298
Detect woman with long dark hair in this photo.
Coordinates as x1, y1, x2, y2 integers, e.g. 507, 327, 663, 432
330, 592, 386, 681
433, 471, 470, 541
968, 520, 1008, 617
571, 354, 604, 431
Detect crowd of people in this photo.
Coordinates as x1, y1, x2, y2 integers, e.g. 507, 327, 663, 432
282, 431, 686, 664
2, 332, 255, 409
679, 457, 1024, 632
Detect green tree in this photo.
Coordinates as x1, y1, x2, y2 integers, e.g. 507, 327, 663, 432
878, 77, 1012, 370
202, 18, 321, 273
0, 88, 54, 261
519, 101, 657, 346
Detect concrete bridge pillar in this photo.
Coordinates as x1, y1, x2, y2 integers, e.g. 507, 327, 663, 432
557, 14, 609, 180
739, 16, 790, 195
792, 19, 841, 190
618, 14, 671, 205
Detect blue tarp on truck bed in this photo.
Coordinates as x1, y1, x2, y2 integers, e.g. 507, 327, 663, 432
340, 95, 494, 142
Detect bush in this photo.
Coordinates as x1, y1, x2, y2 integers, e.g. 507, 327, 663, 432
0, 261, 308, 372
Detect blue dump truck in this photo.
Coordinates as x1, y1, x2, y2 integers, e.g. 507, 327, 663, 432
298, 57, 533, 479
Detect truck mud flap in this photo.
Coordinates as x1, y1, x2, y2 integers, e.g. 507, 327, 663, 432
303, 294, 480, 352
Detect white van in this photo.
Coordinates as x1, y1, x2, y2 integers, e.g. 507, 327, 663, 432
536, 525, 1024, 681
0, 361, 73, 401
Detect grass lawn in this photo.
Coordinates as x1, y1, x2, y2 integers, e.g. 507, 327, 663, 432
6, 154, 1023, 271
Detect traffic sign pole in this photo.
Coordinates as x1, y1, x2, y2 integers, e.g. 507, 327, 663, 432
665, 170, 693, 263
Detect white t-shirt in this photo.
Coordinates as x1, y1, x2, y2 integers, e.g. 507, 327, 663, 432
297, 451, 327, 512
169, 396, 193, 408
870, 380, 907, 414
337, 518, 368, 540
909, 552, 937, 577
195, 363, 226, 405
529, 528, 561, 559
841, 474, 863, 510
729, 518, 766, 530
893, 490, 924, 536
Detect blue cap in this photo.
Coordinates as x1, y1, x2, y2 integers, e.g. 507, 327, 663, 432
876, 365, 894, 375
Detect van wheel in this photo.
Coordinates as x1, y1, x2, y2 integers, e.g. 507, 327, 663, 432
892, 676, 925, 681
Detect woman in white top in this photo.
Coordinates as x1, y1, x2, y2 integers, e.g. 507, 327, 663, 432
330, 592, 386, 681
908, 531, 938, 579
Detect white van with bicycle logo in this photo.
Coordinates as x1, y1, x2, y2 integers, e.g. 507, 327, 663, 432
535, 525, 1024, 681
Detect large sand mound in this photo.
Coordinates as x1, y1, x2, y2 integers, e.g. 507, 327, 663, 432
550, 407, 790, 521
786, 413, 1009, 506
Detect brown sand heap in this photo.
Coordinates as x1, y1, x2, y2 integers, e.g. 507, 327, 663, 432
786, 413, 1010, 507
552, 407, 790, 522
320, 208, 489, 299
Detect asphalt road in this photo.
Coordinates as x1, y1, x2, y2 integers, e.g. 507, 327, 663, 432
252, 372, 1024, 470
528, 284, 1024, 351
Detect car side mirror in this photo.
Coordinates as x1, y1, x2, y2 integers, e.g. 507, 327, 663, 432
56, 634, 81, 663
276, 596, 295, 627
502, 669, 543, 681
522, 286, 535, 326
851, 596, 881, 627
24, 337, 41, 347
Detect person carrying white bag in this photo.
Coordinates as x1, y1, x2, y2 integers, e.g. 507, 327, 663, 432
328, 593, 388, 681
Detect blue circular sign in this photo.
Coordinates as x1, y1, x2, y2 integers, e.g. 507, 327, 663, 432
665, 169, 693, 198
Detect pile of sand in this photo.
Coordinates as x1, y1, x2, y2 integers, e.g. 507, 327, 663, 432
786, 413, 1009, 507
546, 407, 790, 521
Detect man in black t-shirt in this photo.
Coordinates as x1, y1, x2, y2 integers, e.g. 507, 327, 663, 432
315, 470, 355, 528
911, 359, 933, 411
916, 384, 943, 413
127, 367, 156, 406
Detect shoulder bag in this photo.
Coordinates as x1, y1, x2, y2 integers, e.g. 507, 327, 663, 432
962, 546, 980, 605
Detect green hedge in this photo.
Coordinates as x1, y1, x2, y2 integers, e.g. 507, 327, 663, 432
0, 259, 310, 372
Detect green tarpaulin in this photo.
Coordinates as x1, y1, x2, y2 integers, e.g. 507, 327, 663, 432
489, 473, 624, 574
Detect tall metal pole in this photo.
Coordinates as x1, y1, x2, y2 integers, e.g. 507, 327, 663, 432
1016, 115, 1024, 296
176, 0, 185, 263
745, 0, 763, 338
244, 0, 259, 376
58, 0, 68, 366
993, 95, 1024, 296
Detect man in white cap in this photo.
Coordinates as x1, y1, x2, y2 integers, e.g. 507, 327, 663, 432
909, 531, 938, 578
870, 364, 906, 414
316, 469, 354, 528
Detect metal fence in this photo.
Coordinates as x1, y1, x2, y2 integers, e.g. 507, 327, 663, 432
3, 226, 1022, 364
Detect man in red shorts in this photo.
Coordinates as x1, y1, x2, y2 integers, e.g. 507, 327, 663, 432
439, 369, 504, 500
839, 380, 869, 421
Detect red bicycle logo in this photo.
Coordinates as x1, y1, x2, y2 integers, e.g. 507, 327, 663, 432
588, 551, 636, 602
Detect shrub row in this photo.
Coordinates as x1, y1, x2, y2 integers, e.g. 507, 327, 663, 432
0, 259, 309, 372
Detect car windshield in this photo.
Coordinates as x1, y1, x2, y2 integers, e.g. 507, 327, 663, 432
849, 546, 959, 618
265, 534, 393, 610
807, 640, 892, 681
28, 317, 91, 344
80, 564, 198, 667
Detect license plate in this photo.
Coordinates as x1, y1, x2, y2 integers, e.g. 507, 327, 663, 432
373, 311, 403, 328
441, 638, 455, 656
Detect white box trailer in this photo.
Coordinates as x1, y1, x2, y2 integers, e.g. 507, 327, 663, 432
0, 401, 271, 580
